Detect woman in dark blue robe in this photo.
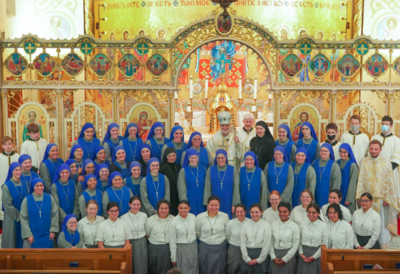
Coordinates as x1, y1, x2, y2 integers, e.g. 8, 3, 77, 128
50, 164, 80, 224
312, 143, 342, 206
96, 163, 110, 192
75, 123, 101, 160
264, 146, 294, 205
145, 122, 169, 161
20, 178, 58, 248
102, 171, 132, 217
57, 214, 83, 248
162, 125, 187, 164
337, 143, 358, 214
276, 124, 296, 163
203, 149, 240, 219
240, 151, 268, 218
1, 162, 30, 248
65, 159, 78, 184
103, 123, 123, 163
178, 148, 207, 215
295, 121, 320, 164
39, 144, 64, 193
19, 154, 39, 191
290, 148, 316, 207
120, 123, 143, 163
109, 146, 131, 179
79, 174, 103, 217
77, 159, 96, 195
68, 144, 86, 172
124, 161, 142, 197
181, 131, 213, 168
93, 146, 111, 174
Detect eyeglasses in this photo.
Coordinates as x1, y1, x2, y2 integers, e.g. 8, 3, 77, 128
109, 209, 119, 213
360, 200, 371, 203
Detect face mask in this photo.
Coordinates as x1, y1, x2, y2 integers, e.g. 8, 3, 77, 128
381, 125, 390, 133
327, 135, 336, 141
350, 125, 360, 132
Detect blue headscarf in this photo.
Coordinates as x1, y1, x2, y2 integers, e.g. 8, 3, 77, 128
274, 146, 286, 161
82, 159, 95, 176
298, 121, 319, 142
103, 123, 119, 144
124, 123, 140, 139
65, 159, 77, 167
278, 124, 293, 141
18, 154, 32, 165
69, 144, 83, 160
78, 123, 97, 139
84, 174, 97, 188
60, 214, 80, 245
31, 177, 44, 193
339, 143, 358, 167
321, 143, 335, 161
139, 143, 152, 159
169, 125, 185, 143
108, 171, 123, 187
214, 149, 228, 165
96, 163, 109, 178
187, 131, 204, 148
243, 151, 260, 168
129, 161, 141, 171
295, 147, 311, 164
42, 144, 58, 161
94, 146, 106, 160
146, 121, 165, 142
61, 214, 78, 231
182, 148, 199, 168
146, 157, 160, 175
52, 164, 71, 184
6, 162, 21, 182
112, 146, 126, 162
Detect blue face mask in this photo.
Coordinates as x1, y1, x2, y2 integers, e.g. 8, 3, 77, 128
381, 125, 390, 133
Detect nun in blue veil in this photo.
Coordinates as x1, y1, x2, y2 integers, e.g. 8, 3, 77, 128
120, 123, 143, 162
145, 122, 169, 161
276, 124, 296, 163
18, 154, 39, 191
74, 123, 101, 160
1, 162, 29, 248
162, 125, 187, 164
39, 144, 64, 193
93, 146, 111, 173
290, 148, 316, 207
177, 148, 207, 215
57, 214, 84, 248
76, 159, 96, 195
240, 151, 268, 218
103, 171, 133, 217
312, 143, 342, 206
103, 123, 123, 163
181, 131, 213, 168
296, 121, 320, 163
337, 143, 358, 214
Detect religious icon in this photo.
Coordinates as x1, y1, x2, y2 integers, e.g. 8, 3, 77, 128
89, 53, 113, 77
308, 54, 331, 78
278, 26, 289, 41
44, 16, 71, 40
19, 106, 47, 143
377, 17, 399, 41
290, 106, 319, 142
61, 53, 84, 77
145, 54, 169, 77
4, 52, 29, 77
129, 105, 157, 141
336, 54, 360, 79
364, 54, 389, 78
392, 56, 400, 77
298, 28, 308, 38
330, 32, 337, 41
156, 27, 167, 40
32, 53, 56, 77
117, 54, 141, 77
315, 30, 324, 40
216, 13, 233, 35
279, 54, 304, 78
122, 29, 130, 40
109, 31, 115, 40
137, 28, 146, 36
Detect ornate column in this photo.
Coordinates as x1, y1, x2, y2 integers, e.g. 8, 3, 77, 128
167, 91, 175, 137
1, 89, 7, 138
273, 90, 280, 140
329, 90, 338, 123
55, 89, 64, 156
386, 90, 394, 117
111, 90, 119, 123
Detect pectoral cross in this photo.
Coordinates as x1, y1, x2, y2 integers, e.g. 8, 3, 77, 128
39, 211, 41, 218
220, 182, 223, 189
248, 183, 250, 191
120, 201, 123, 207
276, 178, 279, 185
211, 228, 214, 235
156, 192, 159, 199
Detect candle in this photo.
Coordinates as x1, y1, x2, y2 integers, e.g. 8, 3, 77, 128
269, 91, 272, 99
174, 91, 177, 99
190, 76, 193, 99
252, 105, 256, 112
205, 76, 208, 99
187, 105, 191, 111
254, 77, 257, 99
239, 77, 242, 99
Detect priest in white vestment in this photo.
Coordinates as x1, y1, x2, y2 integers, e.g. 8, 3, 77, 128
356, 140, 399, 249
236, 113, 256, 165
206, 111, 241, 168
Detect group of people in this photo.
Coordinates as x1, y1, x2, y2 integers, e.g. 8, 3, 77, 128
0, 110, 399, 274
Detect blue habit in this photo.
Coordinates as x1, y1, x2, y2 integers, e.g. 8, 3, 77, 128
105, 137, 123, 160
240, 166, 262, 218
337, 159, 355, 207
145, 174, 166, 210
82, 190, 103, 216
267, 162, 290, 195
149, 137, 168, 161
54, 180, 76, 215
125, 176, 141, 197
96, 178, 109, 192
297, 139, 318, 163
27, 194, 53, 248
77, 138, 101, 160
275, 140, 295, 163
43, 158, 64, 191
106, 186, 131, 216
114, 162, 131, 179
184, 165, 206, 215
313, 159, 334, 206
290, 162, 310, 207
210, 165, 234, 219
122, 138, 143, 162
20, 171, 39, 193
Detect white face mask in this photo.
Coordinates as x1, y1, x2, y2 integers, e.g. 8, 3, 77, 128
381, 125, 390, 133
